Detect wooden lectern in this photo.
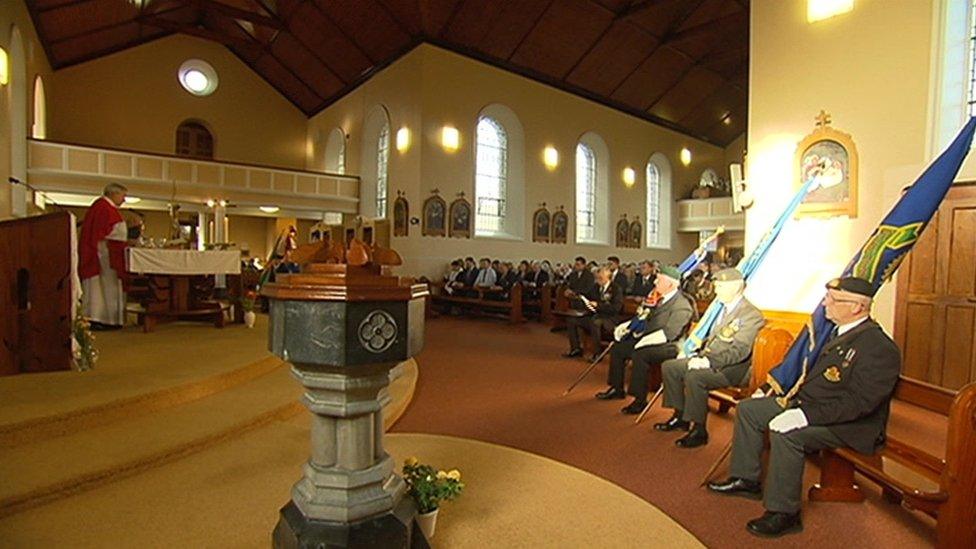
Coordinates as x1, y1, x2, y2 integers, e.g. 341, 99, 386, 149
0, 212, 74, 375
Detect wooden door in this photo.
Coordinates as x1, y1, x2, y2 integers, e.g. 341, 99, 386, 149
895, 184, 976, 390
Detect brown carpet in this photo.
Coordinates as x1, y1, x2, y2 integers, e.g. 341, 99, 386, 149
393, 317, 941, 548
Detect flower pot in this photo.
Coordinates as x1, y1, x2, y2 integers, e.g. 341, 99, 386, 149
416, 508, 439, 539
244, 311, 256, 328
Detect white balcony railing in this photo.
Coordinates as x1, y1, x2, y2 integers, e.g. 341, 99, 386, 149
26, 139, 360, 213
676, 196, 744, 232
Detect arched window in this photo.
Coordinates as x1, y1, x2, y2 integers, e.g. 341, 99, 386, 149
175, 120, 214, 159
576, 143, 597, 241
376, 121, 390, 218
475, 116, 507, 234
324, 127, 346, 174
361, 105, 391, 219
931, 0, 974, 152
575, 132, 610, 244
473, 103, 525, 238
646, 152, 672, 249
32, 75, 46, 139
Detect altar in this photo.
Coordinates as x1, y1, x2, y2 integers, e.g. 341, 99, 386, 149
126, 249, 241, 333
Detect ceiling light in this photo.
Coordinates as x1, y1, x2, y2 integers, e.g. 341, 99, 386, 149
722, 114, 732, 125
543, 146, 559, 170
259, 205, 280, 213
441, 126, 459, 152
206, 199, 215, 208
178, 59, 218, 97
124, 196, 141, 204
218, 199, 227, 207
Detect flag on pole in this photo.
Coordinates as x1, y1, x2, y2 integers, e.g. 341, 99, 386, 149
768, 117, 976, 402
682, 175, 820, 356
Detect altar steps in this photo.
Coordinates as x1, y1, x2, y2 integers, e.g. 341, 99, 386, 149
0, 359, 300, 518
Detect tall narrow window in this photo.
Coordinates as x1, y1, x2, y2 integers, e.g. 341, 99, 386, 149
176, 121, 214, 159
969, 0, 976, 116
645, 153, 672, 249
576, 143, 597, 242
646, 163, 660, 245
376, 121, 390, 218
475, 116, 507, 234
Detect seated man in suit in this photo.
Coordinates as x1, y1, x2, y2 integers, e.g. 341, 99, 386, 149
628, 260, 658, 297
472, 257, 497, 290
708, 277, 901, 538
606, 256, 629, 291
563, 267, 623, 359
563, 256, 595, 311
597, 265, 694, 414
490, 262, 520, 300
656, 268, 765, 448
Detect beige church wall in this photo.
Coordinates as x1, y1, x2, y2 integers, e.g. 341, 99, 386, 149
228, 215, 272, 260
47, 34, 307, 169
311, 44, 728, 279
724, 133, 746, 168
745, 0, 935, 331
1, 0, 54, 220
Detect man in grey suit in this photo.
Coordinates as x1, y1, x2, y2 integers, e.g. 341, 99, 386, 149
596, 265, 695, 414
656, 268, 766, 448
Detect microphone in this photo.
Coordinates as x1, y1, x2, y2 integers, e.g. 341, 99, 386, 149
7, 176, 65, 211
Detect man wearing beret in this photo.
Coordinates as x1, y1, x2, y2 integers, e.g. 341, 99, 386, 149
708, 277, 901, 538
656, 268, 766, 447
597, 265, 695, 413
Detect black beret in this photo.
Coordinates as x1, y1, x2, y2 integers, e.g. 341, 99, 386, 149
825, 276, 874, 297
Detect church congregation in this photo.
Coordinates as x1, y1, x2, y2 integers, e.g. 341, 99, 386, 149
3, 0, 976, 547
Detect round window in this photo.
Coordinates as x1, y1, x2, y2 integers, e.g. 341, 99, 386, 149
178, 60, 218, 97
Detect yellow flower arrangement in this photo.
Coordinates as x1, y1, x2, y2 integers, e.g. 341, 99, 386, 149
402, 458, 465, 514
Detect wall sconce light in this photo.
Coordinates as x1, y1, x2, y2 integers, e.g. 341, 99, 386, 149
259, 205, 280, 214
680, 148, 692, 166
622, 167, 636, 187
123, 196, 142, 204
807, 0, 854, 23
0, 48, 8, 86
396, 127, 411, 152
543, 146, 559, 170
206, 199, 216, 208
441, 126, 459, 152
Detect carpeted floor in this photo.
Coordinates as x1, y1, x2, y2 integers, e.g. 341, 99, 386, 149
393, 317, 942, 548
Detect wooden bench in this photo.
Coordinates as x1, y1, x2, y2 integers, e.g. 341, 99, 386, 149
708, 326, 796, 413
520, 282, 553, 322
809, 380, 975, 548
430, 283, 524, 323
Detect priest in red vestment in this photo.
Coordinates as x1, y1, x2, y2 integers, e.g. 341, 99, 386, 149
79, 183, 130, 329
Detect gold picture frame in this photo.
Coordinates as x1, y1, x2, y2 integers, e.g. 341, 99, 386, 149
448, 193, 472, 239
532, 204, 551, 243
422, 190, 446, 237
795, 110, 859, 218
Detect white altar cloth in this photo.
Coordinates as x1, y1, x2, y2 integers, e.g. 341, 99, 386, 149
127, 249, 241, 275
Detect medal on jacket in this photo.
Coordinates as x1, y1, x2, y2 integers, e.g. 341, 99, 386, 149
841, 348, 856, 368
824, 366, 842, 382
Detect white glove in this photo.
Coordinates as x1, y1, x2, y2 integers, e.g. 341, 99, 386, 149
613, 321, 630, 342
583, 299, 597, 312
634, 330, 666, 349
768, 409, 809, 433
751, 388, 765, 398
687, 357, 710, 370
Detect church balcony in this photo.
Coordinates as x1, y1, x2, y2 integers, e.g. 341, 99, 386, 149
26, 139, 360, 214
675, 196, 744, 232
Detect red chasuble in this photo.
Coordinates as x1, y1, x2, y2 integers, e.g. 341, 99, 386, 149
78, 197, 128, 285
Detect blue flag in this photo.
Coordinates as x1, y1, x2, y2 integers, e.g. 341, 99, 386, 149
682, 176, 819, 356
768, 117, 976, 401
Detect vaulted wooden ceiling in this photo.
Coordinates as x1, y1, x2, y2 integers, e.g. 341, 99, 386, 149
26, 0, 749, 146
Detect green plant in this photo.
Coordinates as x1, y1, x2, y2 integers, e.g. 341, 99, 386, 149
402, 457, 465, 514
73, 302, 98, 371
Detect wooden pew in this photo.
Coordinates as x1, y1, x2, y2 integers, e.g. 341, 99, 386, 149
430, 283, 524, 323
520, 282, 553, 322
809, 381, 975, 548
707, 326, 796, 413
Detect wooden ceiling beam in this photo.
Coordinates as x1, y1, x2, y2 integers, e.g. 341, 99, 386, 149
35, 0, 98, 14
140, 14, 266, 56
506, 0, 556, 61
308, 1, 377, 65
436, 0, 467, 38
374, 0, 420, 38
660, 10, 747, 47
48, 4, 188, 45
188, 0, 284, 29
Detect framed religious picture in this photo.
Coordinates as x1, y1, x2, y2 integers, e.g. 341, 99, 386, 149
616, 216, 630, 248
449, 193, 472, 239
629, 217, 642, 249
551, 207, 568, 244
795, 110, 859, 218
532, 205, 551, 243
422, 191, 447, 237
393, 191, 409, 237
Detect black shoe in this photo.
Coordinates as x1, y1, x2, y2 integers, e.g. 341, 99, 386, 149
654, 414, 691, 432
707, 477, 762, 500
562, 348, 583, 358
675, 426, 708, 448
621, 399, 647, 415
595, 387, 626, 400
746, 511, 803, 538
